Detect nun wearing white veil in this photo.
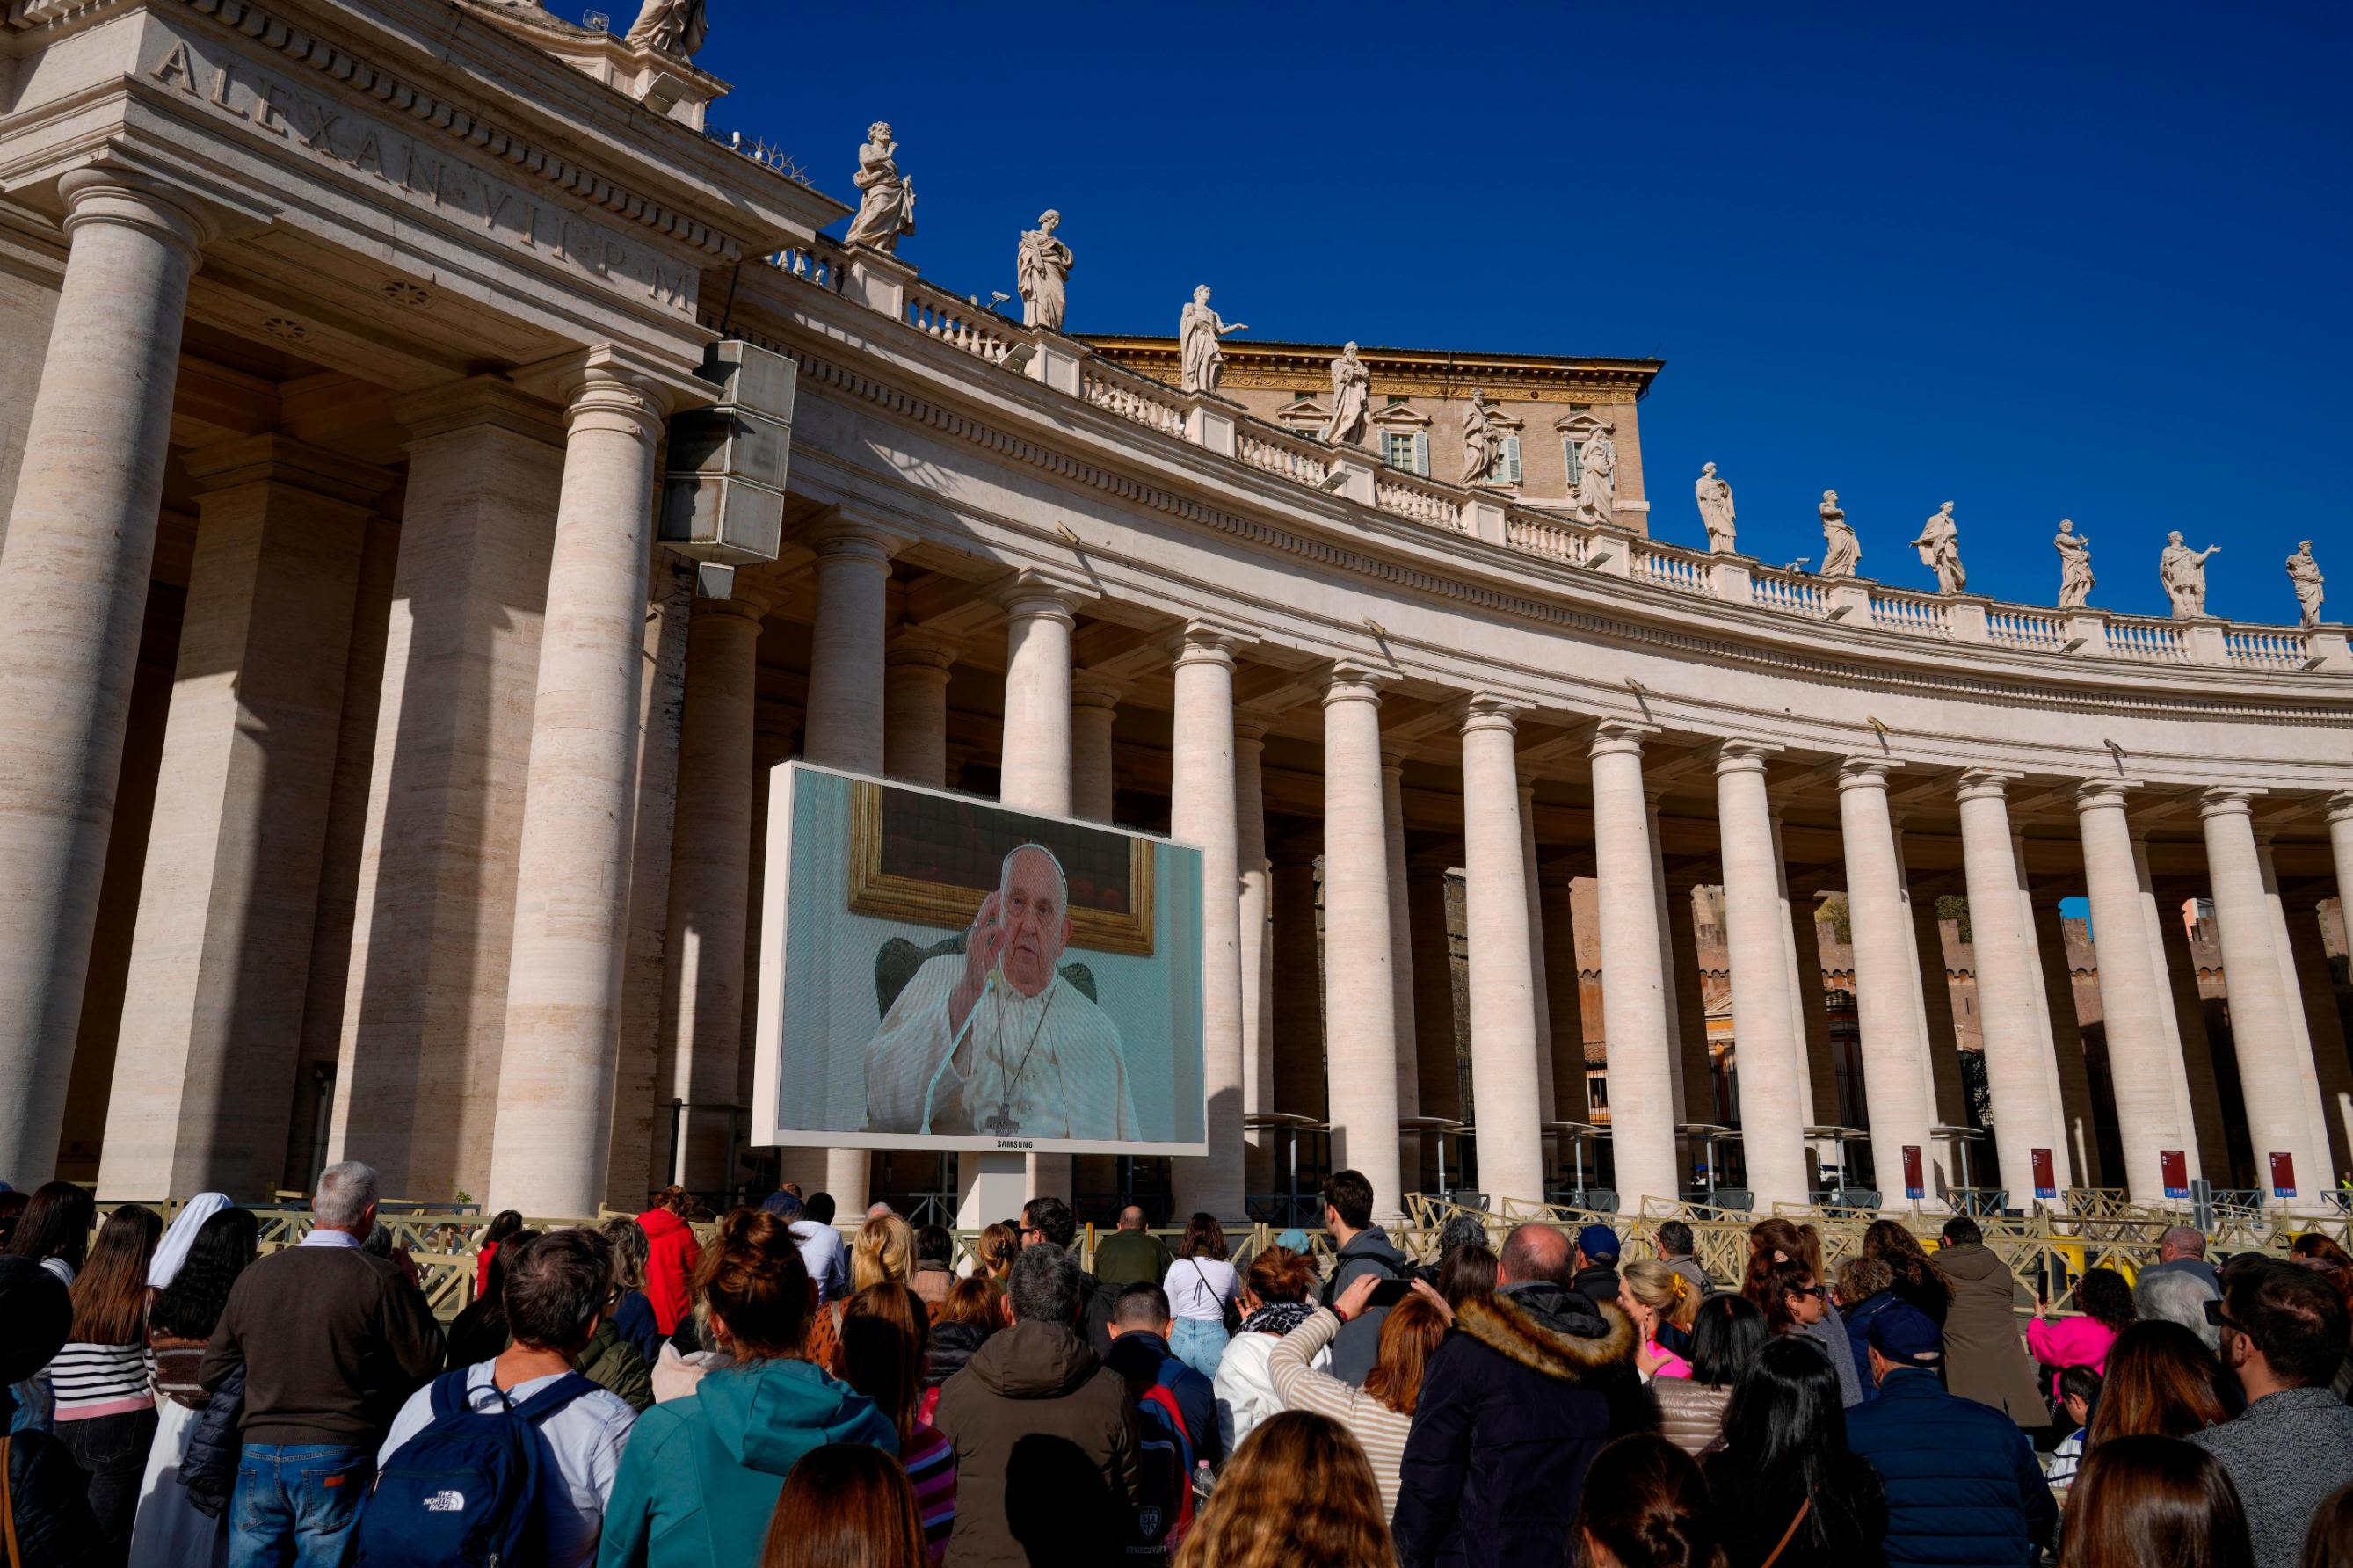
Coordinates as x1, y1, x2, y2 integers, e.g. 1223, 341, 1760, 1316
146, 1193, 231, 1291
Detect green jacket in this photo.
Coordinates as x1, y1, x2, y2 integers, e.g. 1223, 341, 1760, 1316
1089, 1229, 1173, 1290
597, 1356, 897, 1568
576, 1320, 652, 1412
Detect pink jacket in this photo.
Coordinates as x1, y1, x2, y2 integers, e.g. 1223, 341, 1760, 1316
2026, 1314, 2117, 1397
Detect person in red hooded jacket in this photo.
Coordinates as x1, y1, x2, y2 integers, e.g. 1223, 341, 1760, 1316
636, 1186, 703, 1337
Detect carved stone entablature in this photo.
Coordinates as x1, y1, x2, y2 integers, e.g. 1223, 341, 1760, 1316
1367, 402, 1433, 430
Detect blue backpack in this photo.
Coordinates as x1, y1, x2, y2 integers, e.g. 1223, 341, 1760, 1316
357, 1368, 598, 1567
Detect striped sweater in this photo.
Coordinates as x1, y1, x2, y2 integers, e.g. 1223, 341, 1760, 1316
900, 1421, 958, 1562
48, 1340, 156, 1421
1267, 1307, 1413, 1520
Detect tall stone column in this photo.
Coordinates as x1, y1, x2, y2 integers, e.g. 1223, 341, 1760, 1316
0, 173, 209, 1183
882, 630, 960, 788
97, 439, 384, 1198
998, 575, 1078, 818
1237, 718, 1275, 1195
1460, 697, 1543, 1206
1384, 751, 1423, 1190
652, 592, 768, 1191
1950, 773, 2056, 1205
2068, 783, 2190, 1203
1320, 667, 1402, 1214
1070, 672, 1126, 823
1769, 814, 1822, 1132
1788, 886, 1841, 1134
2201, 790, 2330, 1201
796, 519, 898, 1206
2030, 898, 2098, 1188
1271, 844, 1327, 1121
1712, 744, 1808, 1209
2283, 898, 2353, 1175
2131, 839, 2204, 1186
1667, 882, 1710, 1138
330, 381, 565, 1200
1518, 781, 1557, 1178
1171, 627, 1246, 1219
1911, 892, 1968, 1135
994, 576, 1084, 1200
1590, 722, 1678, 1207
1647, 796, 1692, 1125
487, 364, 670, 1216
1835, 760, 1936, 1203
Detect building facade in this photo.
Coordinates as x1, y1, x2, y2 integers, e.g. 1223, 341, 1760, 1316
4, 0, 2349, 1223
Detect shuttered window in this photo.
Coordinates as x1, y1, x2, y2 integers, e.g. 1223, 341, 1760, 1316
1501, 435, 1522, 483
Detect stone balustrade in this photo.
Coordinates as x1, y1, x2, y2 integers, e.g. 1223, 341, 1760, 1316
744, 230, 2345, 674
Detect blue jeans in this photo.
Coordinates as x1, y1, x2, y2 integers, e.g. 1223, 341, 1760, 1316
227, 1443, 374, 1568
1170, 1316, 1231, 1381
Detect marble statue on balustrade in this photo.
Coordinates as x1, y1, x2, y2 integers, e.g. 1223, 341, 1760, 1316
1179, 286, 1248, 395
2055, 519, 2095, 609
1819, 490, 1862, 577
1016, 210, 1073, 331
1319, 343, 1371, 447
1462, 389, 1500, 483
2288, 541, 2326, 628
1696, 462, 1737, 554
844, 123, 917, 252
625, 0, 707, 56
1911, 501, 1967, 593
1574, 428, 1617, 522
2161, 531, 2221, 618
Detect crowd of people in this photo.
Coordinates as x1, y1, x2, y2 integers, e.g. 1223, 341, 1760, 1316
8, 1170, 2353, 1568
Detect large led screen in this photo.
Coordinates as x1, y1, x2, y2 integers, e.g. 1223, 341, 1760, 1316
752, 763, 1208, 1157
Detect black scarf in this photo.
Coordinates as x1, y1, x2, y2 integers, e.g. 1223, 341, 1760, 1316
1240, 1302, 1315, 1337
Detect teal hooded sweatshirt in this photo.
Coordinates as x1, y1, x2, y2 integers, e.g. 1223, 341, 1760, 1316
597, 1357, 897, 1567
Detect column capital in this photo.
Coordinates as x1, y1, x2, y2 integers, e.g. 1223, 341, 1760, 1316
2198, 786, 2265, 820
1323, 660, 1394, 707
562, 365, 670, 443
1953, 767, 2021, 803
1070, 670, 1130, 710
2327, 792, 2353, 824
885, 626, 966, 671
1383, 744, 1413, 773
1456, 692, 1528, 735
997, 566, 1089, 623
56, 167, 215, 260
692, 588, 773, 626
2072, 778, 2144, 813
806, 512, 904, 565
1173, 617, 1250, 666
1588, 718, 1659, 759
1711, 738, 1783, 777
1234, 708, 1280, 744
1835, 756, 1904, 793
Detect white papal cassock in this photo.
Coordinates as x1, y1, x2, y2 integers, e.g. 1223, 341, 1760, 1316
865, 953, 1138, 1140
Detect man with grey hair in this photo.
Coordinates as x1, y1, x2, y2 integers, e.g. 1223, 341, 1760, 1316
202, 1160, 443, 1564
2143, 1224, 2222, 1296
2137, 1263, 2223, 1352
933, 1243, 1139, 1564
866, 841, 1138, 1140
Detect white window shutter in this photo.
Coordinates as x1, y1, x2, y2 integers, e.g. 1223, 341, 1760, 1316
1413, 432, 1429, 476
1503, 435, 1522, 483
1564, 439, 1582, 484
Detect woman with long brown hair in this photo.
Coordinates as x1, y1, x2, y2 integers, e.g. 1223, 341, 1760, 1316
601, 1208, 897, 1568
1267, 1270, 1450, 1518
919, 1274, 1001, 1425
2059, 1434, 2253, 1568
838, 1284, 956, 1562
1163, 1210, 1238, 1379
1741, 1218, 1823, 1309
51, 1202, 164, 1553
1213, 1245, 1322, 1452
976, 1220, 1020, 1287
1577, 1433, 1723, 1568
1863, 1218, 1950, 1325
759, 1442, 928, 1568
1173, 1410, 1393, 1568
2088, 1320, 2227, 1446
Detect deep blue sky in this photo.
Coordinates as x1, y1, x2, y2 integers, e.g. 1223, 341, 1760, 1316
582, 3, 2348, 625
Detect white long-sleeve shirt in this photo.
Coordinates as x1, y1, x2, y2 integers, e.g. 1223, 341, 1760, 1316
864, 955, 1137, 1141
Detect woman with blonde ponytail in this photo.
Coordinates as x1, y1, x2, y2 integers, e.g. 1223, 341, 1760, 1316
1620, 1260, 1698, 1381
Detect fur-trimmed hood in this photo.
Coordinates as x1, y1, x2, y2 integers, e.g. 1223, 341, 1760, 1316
1454, 1281, 1637, 1383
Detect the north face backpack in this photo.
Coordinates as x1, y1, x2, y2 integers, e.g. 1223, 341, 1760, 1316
356, 1368, 598, 1567
1125, 1369, 1196, 1560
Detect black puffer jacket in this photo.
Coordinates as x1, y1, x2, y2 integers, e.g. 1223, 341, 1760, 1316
1393, 1281, 1652, 1568
178, 1362, 245, 1518
924, 1319, 992, 1390
5, 1421, 105, 1564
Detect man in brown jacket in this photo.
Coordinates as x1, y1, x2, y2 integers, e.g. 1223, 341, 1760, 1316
1933, 1215, 2047, 1428
934, 1241, 1139, 1567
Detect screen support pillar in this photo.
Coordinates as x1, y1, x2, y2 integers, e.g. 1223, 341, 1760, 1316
956, 1151, 1028, 1230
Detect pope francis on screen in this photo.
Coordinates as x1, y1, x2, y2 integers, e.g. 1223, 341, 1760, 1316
864, 843, 1138, 1141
